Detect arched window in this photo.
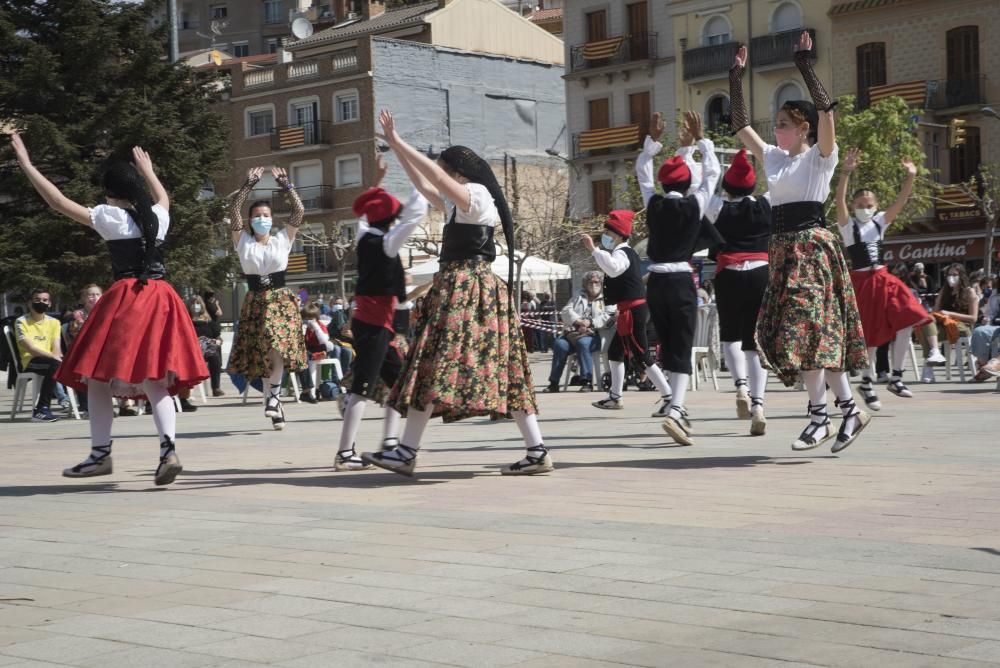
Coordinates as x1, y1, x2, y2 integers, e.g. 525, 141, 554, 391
705, 95, 730, 131
702, 15, 731, 46
774, 82, 802, 112
771, 2, 802, 33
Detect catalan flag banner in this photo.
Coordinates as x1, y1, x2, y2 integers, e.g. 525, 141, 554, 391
278, 126, 306, 149
287, 253, 309, 273
868, 81, 927, 107
582, 36, 624, 60
936, 184, 976, 209
578, 124, 639, 152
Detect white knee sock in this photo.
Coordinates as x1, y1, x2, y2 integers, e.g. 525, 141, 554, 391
723, 341, 747, 388
609, 361, 625, 398
142, 379, 176, 454
746, 351, 768, 401
382, 406, 402, 443
669, 372, 689, 410
644, 363, 672, 398
865, 347, 878, 380
88, 381, 114, 449
892, 328, 913, 375
400, 405, 433, 450
267, 349, 284, 402
338, 394, 367, 453
802, 369, 827, 420
827, 370, 853, 404
306, 360, 317, 397
513, 410, 544, 449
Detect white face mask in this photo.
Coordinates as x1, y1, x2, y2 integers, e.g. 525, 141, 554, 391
854, 207, 876, 224
600, 233, 615, 250
947, 275, 960, 288
192, 304, 203, 314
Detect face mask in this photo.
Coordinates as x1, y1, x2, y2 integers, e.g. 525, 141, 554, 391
192, 304, 203, 314
30, 301, 47, 314
854, 207, 876, 223
600, 233, 615, 250
947, 275, 960, 288
773, 127, 798, 151
332, 304, 343, 311
251, 216, 272, 236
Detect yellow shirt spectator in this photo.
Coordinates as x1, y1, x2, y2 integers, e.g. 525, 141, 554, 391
14, 314, 61, 369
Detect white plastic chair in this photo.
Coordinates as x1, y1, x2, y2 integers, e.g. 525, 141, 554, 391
944, 336, 976, 382
311, 357, 343, 389
561, 332, 607, 391
4, 324, 81, 421
690, 305, 720, 391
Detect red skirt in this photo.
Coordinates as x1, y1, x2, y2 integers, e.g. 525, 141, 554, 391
55, 278, 208, 398
850, 267, 931, 348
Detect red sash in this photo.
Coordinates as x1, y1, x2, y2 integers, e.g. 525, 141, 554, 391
354, 295, 397, 332
615, 298, 646, 359
716, 251, 768, 272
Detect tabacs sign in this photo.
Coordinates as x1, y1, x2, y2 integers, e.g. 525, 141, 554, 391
934, 184, 985, 225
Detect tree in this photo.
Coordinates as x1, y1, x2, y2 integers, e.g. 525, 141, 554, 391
296, 221, 356, 300
0, 0, 232, 302
938, 164, 1000, 277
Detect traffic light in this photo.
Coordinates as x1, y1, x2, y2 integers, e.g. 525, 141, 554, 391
948, 118, 967, 148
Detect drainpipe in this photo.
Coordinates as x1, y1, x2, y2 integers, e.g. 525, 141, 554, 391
746, 0, 753, 124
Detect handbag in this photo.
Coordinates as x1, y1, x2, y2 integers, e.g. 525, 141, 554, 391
565, 328, 595, 345
198, 335, 220, 357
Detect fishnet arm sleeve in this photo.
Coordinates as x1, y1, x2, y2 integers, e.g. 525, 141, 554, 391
794, 50, 837, 112
728, 64, 749, 133
229, 176, 259, 233
276, 176, 305, 228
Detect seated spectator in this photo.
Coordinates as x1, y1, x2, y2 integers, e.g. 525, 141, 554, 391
14, 288, 62, 422
972, 290, 1000, 381
328, 296, 349, 336
189, 295, 224, 397
930, 264, 978, 366
544, 271, 614, 393
297, 303, 353, 402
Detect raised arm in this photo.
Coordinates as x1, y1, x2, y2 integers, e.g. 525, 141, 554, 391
229, 167, 263, 245
730, 47, 766, 165
581, 234, 629, 278
272, 166, 304, 243
379, 109, 468, 212
131, 146, 168, 211
793, 31, 836, 158
835, 147, 859, 227
882, 158, 917, 226
377, 111, 445, 212
9, 132, 91, 226
635, 115, 664, 209
687, 112, 720, 219
383, 188, 429, 258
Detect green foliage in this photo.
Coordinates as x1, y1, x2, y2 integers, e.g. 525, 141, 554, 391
831, 94, 931, 231
0, 0, 233, 303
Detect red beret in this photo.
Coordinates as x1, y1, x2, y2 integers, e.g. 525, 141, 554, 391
723, 149, 755, 190
352, 187, 401, 223
605, 210, 634, 238
657, 156, 692, 187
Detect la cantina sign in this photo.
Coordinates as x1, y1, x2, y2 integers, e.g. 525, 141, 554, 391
883, 238, 983, 263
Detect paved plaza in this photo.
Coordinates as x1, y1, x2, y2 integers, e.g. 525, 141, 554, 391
1, 358, 999, 667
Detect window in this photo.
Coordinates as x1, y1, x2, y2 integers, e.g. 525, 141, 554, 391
856, 42, 886, 109
232, 41, 249, 58
628, 91, 650, 140
705, 95, 730, 131
289, 98, 319, 144
335, 90, 359, 123
774, 82, 802, 112
627, 2, 648, 59
263, 0, 283, 24
946, 26, 980, 107
585, 10, 606, 42
950, 125, 980, 183
210, 4, 227, 19
292, 161, 324, 209
588, 97, 610, 130
591, 180, 612, 216
336, 155, 363, 188
245, 106, 274, 137
771, 2, 802, 33
266, 38, 279, 54
702, 16, 730, 46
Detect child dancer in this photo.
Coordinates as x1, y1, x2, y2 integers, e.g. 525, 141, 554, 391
835, 149, 930, 409
10, 132, 207, 485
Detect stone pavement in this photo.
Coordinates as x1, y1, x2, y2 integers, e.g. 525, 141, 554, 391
1, 358, 999, 667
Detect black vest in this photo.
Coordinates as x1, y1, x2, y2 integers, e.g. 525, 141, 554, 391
646, 195, 704, 262
845, 217, 885, 270
603, 246, 644, 305
439, 209, 496, 263
356, 231, 406, 300
713, 197, 772, 254
106, 238, 166, 281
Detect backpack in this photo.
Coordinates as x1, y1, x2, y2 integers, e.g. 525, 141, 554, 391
318, 380, 340, 400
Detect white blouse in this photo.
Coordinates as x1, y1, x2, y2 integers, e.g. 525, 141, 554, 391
763, 142, 839, 206
445, 183, 498, 227
89, 204, 169, 241
838, 211, 887, 246
235, 228, 292, 275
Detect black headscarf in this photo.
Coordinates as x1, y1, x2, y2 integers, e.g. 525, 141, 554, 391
439, 146, 515, 304
102, 162, 159, 283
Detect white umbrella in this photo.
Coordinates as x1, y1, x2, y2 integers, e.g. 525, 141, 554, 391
406, 255, 571, 284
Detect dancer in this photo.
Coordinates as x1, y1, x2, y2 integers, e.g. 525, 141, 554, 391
10, 132, 207, 485
730, 32, 870, 453
699, 148, 772, 435
336, 156, 428, 471
835, 149, 930, 410
227, 166, 308, 431
362, 109, 551, 476
632, 110, 720, 446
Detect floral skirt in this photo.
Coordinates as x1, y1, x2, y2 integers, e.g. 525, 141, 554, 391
755, 227, 869, 386
228, 287, 307, 379
389, 259, 537, 422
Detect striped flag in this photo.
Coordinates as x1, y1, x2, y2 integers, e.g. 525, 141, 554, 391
579, 125, 639, 152
582, 36, 624, 60
868, 81, 927, 107
278, 126, 306, 149
287, 253, 308, 273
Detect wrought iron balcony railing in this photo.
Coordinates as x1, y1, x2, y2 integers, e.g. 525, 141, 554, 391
570, 32, 658, 72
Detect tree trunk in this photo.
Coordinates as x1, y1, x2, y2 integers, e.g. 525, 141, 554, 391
985, 216, 997, 278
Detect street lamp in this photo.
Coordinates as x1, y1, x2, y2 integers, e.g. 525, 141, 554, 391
982, 107, 1000, 120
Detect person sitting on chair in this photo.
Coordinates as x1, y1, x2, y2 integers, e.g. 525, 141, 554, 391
545, 271, 613, 393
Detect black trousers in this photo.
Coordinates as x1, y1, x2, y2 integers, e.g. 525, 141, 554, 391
714, 265, 769, 351
25, 357, 60, 409
608, 302, 654, 371
647, 272, 697, 375
349, 319, 403, 400
205, 352, 222, 391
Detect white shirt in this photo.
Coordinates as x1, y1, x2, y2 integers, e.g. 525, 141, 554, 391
636, 136, 720, 219
89, 204, 169, 241
838, 211, 887, 271
356, 189, 429, 258
592, 242, 631, 278
444, 183, 499, 227
763, 142, 839, 205
235, 227, 292, 275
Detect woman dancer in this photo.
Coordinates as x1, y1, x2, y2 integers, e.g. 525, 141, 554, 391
835, 149, 930, 409
730, 32, 870, 453
10, 132, 207, 485
362, 109, 551, 476
227, 167, 308, 431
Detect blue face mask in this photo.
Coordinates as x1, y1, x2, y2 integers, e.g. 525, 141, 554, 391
251, 216, 272, 236
600, 233, 615, 250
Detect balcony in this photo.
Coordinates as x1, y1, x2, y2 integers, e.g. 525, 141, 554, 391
270, 120, 332, 151
270, 185, 334, 213
332, 48, 359, 74
287, 60, 320, 80
573, 124, 640, 159
244, 67, 275, 89
569, 32, 658, 72
749, 28, 816, 68
682, 41, 740, 81
927, 76, 987, 110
